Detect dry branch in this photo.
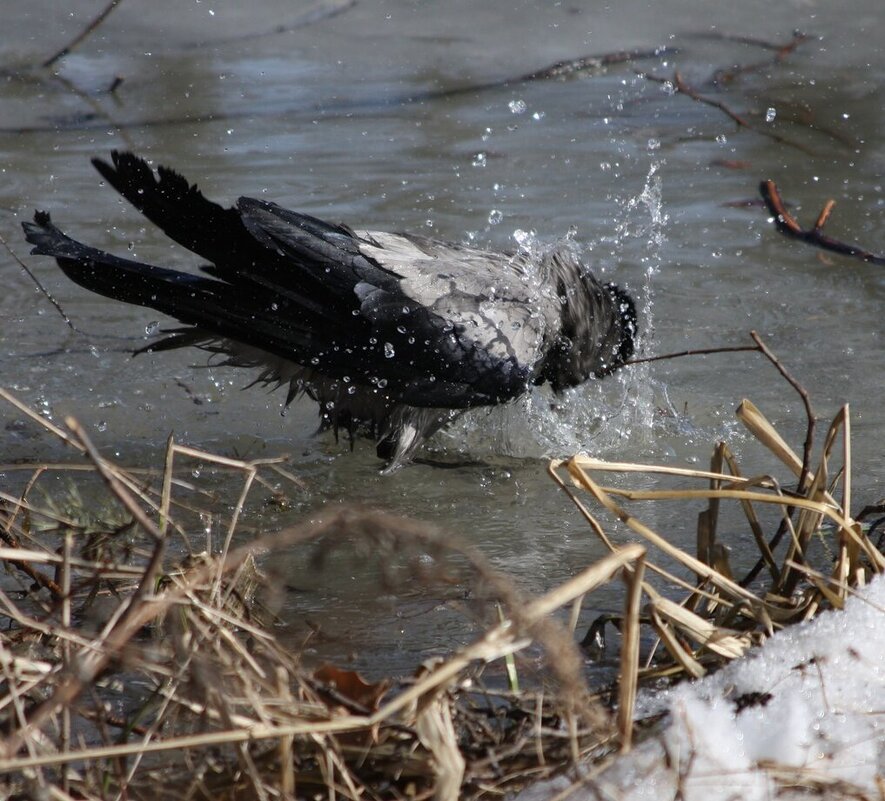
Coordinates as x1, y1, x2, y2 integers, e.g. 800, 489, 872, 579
640, 69, 817, 155
760, 180, 885, 266
41, 0, 126, 69
1, 45, 673, 135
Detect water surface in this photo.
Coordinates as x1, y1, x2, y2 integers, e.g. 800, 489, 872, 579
1, 0, 882, 675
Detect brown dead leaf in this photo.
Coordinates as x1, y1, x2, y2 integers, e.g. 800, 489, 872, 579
313, 663, 389, 712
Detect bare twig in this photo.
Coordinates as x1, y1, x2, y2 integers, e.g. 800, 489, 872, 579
0, 527, 64, 600
182, 0, 357, 48
749, 331, 815, 492
759, 180, 885, 266
704, 31, 811, 85
735, 332, 816, 591
42, 0, 126, 69
640, 70, 818, 155
0, 230, 80, 333
688, 30, 810, 54
2, 45, 673, 135
624, 344, 760, 367
517, 47, 674, 82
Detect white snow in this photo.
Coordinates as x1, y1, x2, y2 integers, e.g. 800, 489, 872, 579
515, 574, 885, 801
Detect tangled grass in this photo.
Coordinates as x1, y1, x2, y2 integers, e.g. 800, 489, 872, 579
0, 335, 881, 800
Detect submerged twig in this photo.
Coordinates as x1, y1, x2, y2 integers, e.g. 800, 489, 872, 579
41, 0, 126, 69
759, 180, 885, 266
182, 0, 358, 48
0, 230, 80, 334
640, 70, 818, 155
688, 30, 810, 54
749, 331, 815, 493
1, 45, 673, 135
700, 31, 812, 85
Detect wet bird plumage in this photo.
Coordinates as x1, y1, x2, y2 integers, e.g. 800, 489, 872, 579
22, 151, 637, 471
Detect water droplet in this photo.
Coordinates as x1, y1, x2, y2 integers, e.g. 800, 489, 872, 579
96, 420, 107, 432
532, 111, 545, 121
647, 138, 660, 151
508, 99, 527, 115
488, 209, 503, 225
310, 357, 319, 365
396, 325, 407, 334
715, 134, 728, 145
270, 302, 278, 311
513, 229, 530, 246
377, 378, 388, 388
384, 342, 395, 358
472, 152, 487, 167
145, 321, 160, 336
347, 385, 357, 394
343, 375, 350, 382
765, 107, 777, 123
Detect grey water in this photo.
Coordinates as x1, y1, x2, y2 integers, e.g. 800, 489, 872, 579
1, 0, 882, 676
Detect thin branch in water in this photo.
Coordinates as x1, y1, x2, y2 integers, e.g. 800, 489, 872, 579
42, 0, 126, 69
748, 331, 815, 494
1, 45, 674, 135
737, 331, 817, 590
686, 30, 810, 54
624, 344, 760, 367
701, 31, 812, 85
182, 0, 358, 48
0, 522, 64, 600
639, 69, 818, 156
759, 180, 885, 266
0, 230, 81, 334
517, 47, 675, 83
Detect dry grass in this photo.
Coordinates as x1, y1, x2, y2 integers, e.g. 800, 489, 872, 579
0, 335, 882, 800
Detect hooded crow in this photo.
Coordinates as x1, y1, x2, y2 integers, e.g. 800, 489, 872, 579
22, 151, 636, 471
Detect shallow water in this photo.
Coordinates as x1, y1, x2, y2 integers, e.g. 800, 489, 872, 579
1, 0, 883, 676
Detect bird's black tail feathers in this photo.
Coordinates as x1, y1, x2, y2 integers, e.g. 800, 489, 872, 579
21, 210, 330, 366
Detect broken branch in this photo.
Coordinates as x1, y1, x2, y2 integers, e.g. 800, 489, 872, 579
759, 180, 885, 266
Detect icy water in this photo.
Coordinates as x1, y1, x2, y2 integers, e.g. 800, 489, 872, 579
1, 0, 883, 675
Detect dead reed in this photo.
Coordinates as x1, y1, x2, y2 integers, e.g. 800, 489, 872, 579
0, 334, 881, 800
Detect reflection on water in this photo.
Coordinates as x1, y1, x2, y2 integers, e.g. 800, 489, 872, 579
0, 0, 883, 674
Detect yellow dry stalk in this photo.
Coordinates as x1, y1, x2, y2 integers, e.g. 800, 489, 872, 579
648, 606, 705, 678
648, 596, 753, 660
549, 398, 883, 683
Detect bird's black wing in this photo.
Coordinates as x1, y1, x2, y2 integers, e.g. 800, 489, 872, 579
22, 152, 541, 408
233, 198, 534, 407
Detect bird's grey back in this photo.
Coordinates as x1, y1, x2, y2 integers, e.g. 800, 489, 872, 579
354, 231, 630, 387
